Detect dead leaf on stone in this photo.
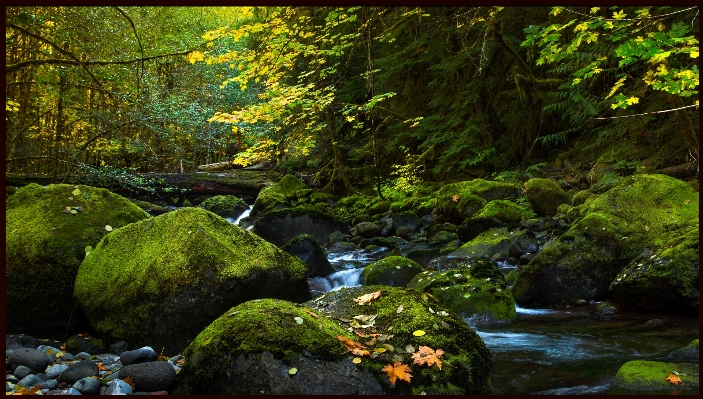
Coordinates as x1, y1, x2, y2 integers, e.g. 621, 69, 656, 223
354, 291, 382, 305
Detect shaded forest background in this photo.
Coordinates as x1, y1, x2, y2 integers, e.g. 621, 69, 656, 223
5, 6, 699, 195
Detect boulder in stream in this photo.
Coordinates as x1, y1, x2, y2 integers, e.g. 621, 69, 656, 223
281, 233, 335, 278
197, 194, 249, 219
74, 207, 311, 355
612, 360, 699, 392
360, 256, 423, 287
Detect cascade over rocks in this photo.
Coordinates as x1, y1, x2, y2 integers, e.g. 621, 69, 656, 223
512, 174, 699, 310
74, 207, 311, 355
6, 183, 150, 340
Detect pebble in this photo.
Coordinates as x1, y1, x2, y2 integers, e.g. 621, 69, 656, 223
6, 334, 178, 395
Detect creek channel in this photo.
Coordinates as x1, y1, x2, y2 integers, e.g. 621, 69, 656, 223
222, 206, 699, 395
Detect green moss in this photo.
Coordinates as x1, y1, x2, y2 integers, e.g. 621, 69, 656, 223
524, 178, 570, 216
556, 203, 570, 214
613, 360, 699, 391
432, 179, 519, 222
197, 195, 248, 217
571, 189, 594, 206
408, 258, 515, 324
5, 184, 150, 339
304, 286, 493, 394
451, 227, 513, 258
129, 199, 168, 214
74, 207, 309, 346
361, 256, 423, 286
251, 174, 308, 216
473, 199, 535, 223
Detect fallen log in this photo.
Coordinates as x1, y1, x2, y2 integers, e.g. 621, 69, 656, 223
649, 159, 698, 180
196, 161, 238, 172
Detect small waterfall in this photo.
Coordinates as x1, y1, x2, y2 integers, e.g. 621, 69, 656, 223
327, 268, 363, 290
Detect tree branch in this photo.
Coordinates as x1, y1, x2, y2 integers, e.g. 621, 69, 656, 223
114, 7, 145, 92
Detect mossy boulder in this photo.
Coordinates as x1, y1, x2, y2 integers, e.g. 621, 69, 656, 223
304, 286, 493, 394
408, 258, 516, 327
457, 200, 535, 241
449, 227, 537, 261
74, 207, 311, 355
433, 179, 519, 223
172, 299, 383, 394
571, 189, 594, 206
664, 339, 699, 362
612, 360, 698, 392
512, 174, 698, 308
361, 256, 423, 287
524, 178, 569, 216
197, 195, 249, 219
6, 183, 150, 340
251, 174, 307, 217
252, 206, 350, 247
281, 234, 335, 278
609, 222, 698, 313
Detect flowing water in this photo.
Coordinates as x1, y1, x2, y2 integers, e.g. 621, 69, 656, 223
227, 214, 698, 395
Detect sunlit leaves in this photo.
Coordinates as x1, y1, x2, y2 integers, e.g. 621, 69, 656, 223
381, 362, 413, 384
411, 346, 444, 370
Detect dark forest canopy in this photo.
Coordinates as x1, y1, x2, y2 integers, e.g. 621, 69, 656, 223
5, 6, 699, 195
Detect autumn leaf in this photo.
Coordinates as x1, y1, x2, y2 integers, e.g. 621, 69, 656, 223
412, 346, 444, 370
664, 373, 682, 385
413, 330, 426, 337
122, 377, 136, 390
156, 356, 169, 362
452, 194, 460, 202
12, 386, 41, 395
354, 291, 381, 305
97, 363, 109, 371
337, 335, 370, 357
381, 362, 413, 384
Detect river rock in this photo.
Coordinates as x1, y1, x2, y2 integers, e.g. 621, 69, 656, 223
613, 360, 698, 392
17, 375, 43, 389
512, 174, 698, 309
13, 365, 33, 380
252, 207, 350, 247
355, 221, 381, 238
6, 184, 150, 340
7, 348, 52, 373
45, 364, 69, 379
64, 334, 104, 356
663, 339, 698, 362
282, 234, 335, 278
74, 207, 311, 355
408, 258, 516, 327
399, 243, 442, 267
457, 200, 534, 242
391, 211, 422, 233
105, 379, 134, 395
118, 361, 176, 392
59, 360, 98, 385
119, 347, 158, 366
360, 256, 423, 287
328, 231, 348, 245
108, 341, 128, 356
524, 178, 570, 216
433, 179, 519, 223
72, 377, 102, 394
198, 195, 249, 219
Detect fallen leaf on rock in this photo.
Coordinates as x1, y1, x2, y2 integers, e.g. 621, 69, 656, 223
354, 291, 382, 305
105, 225, 113, 232
374, 347, 387, 353
202, 336, 213, 346
303, 309, 320, 318
294, 316, 304, 324
664, 373, 682, 385
156, 356, 169, 362
412, 346, 444, 370
288, 367, 298, 375
72, 188, 81, 196
97, 363, 109, 371
452, 194, 460, 202
381, 362, 412, 384
405, 344, 415, 353
413, 330, 426, 336
226, 311, 239, 317
12, 386, 41, 395
337, 335, 370, 357
397, 305, 404, 313
352, 357, 362, 364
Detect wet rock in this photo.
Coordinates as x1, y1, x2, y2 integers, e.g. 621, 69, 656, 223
41, 379, 59, 391
7, 348, 52, 373
72, 377, 102, 394
663, 339, 698, 362
118, 361, 176, 392
613, 360, 698, 391
109, 341, 128, 356
327, 231, 348, 245
120, 347, 158, 366
282, 234, 335, 278
378, 217, 394, 237
395, 225, 414, 238
58, 360, 98, 385
518, 253, 536, 264
45, 364, 69, 379
354, 221, 381, 238
253, 207, 350, 247
391, 211, 422, 233
594, 301, 620, 316
508, 241, 539, 258
64, 334, 104, 356
13, 365, 33, 379
17, 375, 44, 389
360, 256, 423, 287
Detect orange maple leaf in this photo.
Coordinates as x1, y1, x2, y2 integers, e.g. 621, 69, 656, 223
97, 363, 108, 372
12, 386, 41, 395
451, 194, 460, 202
664, 373, 682, 385
122, 377, 136, 390
381, 361, 413, 384
337, 335, 370, 357
353, 291, 382, 305
156, 355, 169, 362
411, 346, 444, 370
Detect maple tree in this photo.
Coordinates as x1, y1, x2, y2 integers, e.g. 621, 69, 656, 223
381, 361, 413, 384
411, 346, 445, 370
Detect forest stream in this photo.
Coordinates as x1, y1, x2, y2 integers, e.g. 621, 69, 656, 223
229, 208, 699, 395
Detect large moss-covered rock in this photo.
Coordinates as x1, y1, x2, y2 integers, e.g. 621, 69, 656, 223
172, 299, 382, 394
610, 222, 698, 313
304, 286, 493, 394
6, 184, 150, 340
361, 256, 423, 287
250, 174, 307, 217
252, 206, 350, 247
433, 179, 519, 223
74, 207, 311, 355
524, 178, 569, 216
448, 227, 537, 261
612, 360, 698, 392
457, 200, 535, 241
512, 174, 698, 308
408, 258, 516, 327
198, 195, 249, 219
